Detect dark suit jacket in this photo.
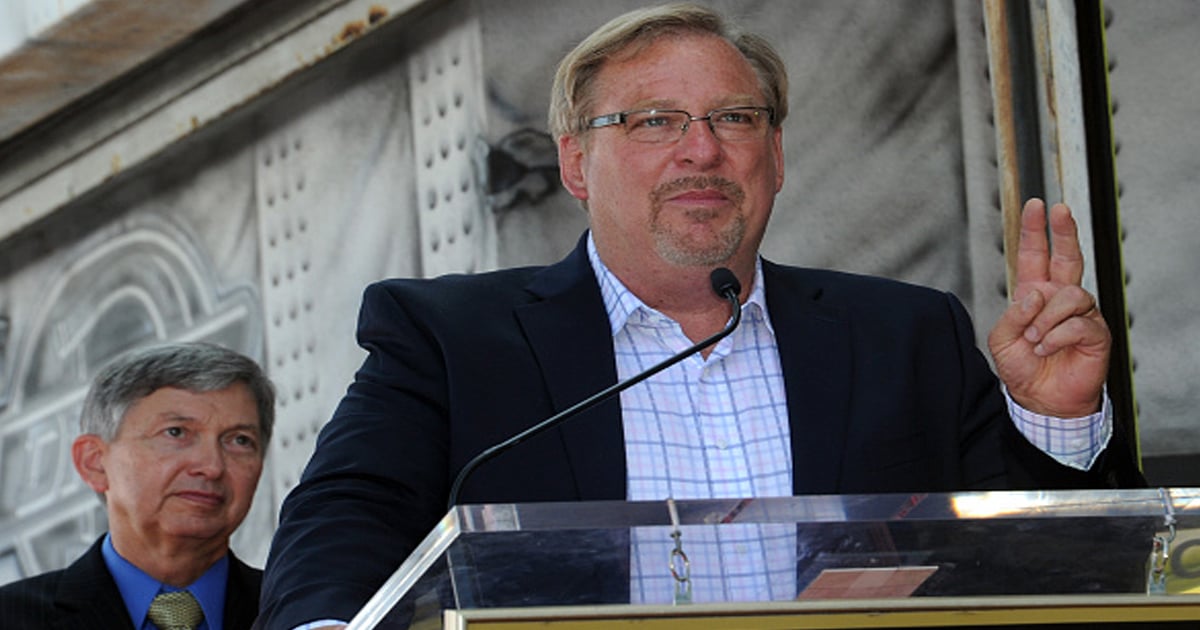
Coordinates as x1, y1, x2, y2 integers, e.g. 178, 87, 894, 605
0, 536, 262, 629
258, 234, 1141, 629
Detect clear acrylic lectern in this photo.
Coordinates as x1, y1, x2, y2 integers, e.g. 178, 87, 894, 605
346, 488, 1200, 629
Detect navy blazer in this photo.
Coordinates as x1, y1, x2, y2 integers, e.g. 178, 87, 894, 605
259, 235, 1140, 629
0, 536, 262, 629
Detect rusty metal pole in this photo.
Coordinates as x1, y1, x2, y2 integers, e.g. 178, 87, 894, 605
983, 0, 1024, 299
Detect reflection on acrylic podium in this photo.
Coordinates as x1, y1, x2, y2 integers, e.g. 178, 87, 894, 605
346, 489, 1200, 629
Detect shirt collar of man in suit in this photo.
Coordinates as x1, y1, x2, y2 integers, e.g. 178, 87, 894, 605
102, 533, 229, 630
586, 231, 776, 340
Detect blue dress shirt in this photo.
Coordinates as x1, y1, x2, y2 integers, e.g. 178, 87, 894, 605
102, 533, 228, 630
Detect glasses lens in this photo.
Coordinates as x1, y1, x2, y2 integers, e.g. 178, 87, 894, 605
710, 108, 769, 142
624, 110, 688, 144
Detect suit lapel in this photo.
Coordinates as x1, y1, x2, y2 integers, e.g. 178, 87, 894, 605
515, 237, 626, 501
52, 538, 137, 629
764, 262, 853, 494
48, 537, 261, 630
223, 553, 262, 628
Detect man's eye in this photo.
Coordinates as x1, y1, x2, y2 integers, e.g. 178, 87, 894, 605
633, 115, 673, 129
165, 426, 185, 438
230, 434, 260, 451
717, 111, 753, 125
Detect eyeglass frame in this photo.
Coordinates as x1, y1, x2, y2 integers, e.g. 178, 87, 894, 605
584, 106, 777, 143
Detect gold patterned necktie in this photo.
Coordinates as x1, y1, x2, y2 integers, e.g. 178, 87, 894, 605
147, 590, 204, 630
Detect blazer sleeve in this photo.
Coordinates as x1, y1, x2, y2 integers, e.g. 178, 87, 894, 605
258, 281, 454, 629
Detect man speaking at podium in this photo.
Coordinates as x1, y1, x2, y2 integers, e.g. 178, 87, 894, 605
258, 4, 1142, 628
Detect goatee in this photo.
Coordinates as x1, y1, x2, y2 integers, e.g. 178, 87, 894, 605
649, 176, 746, 266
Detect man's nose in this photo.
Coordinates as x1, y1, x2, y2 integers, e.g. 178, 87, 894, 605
674, 117, 723, 166
188, 439, 226, 477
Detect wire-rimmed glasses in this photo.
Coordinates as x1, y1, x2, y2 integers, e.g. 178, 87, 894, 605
586, 106, 775, 144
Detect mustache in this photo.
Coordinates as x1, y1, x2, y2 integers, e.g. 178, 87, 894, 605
650, 176, 745, 206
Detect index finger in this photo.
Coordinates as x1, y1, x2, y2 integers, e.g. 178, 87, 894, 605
1047, 202, 1085, 286
1016, 198, 1050, 287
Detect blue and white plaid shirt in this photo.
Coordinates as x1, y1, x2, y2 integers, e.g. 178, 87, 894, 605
590, 237, 794, 603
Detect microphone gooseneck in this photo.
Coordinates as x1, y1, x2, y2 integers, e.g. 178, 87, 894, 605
446, 267, 744, 508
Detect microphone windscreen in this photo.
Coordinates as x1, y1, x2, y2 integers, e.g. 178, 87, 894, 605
710, 267, 741, 298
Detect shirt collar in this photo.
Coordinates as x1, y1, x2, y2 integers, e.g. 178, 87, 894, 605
102, 533, 229, 630
586, 232, 774, 337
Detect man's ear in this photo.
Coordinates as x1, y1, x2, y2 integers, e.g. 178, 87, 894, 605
557, 134, 589, 202
72, 434, 110, 496
771, 126, 785, 193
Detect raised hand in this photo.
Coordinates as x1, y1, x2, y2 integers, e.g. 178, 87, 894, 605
987, 198, 1111, 417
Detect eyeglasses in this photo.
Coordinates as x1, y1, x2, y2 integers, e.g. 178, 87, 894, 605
586, 106, 775, 144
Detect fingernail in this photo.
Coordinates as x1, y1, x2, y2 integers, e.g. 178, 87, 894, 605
1024, 326, 1039, 342
1034, 343, 1048, 357
1022, 293, 1038, 312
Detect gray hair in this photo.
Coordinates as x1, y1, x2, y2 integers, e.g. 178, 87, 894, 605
548, 2, 789, 140
80, 342, 275, 446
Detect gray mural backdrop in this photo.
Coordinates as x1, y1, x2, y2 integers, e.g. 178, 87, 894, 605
0, 0, 1195, 588
1105, 0, 1200, 463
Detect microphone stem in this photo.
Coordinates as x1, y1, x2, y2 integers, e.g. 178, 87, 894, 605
447, 289, 742, 508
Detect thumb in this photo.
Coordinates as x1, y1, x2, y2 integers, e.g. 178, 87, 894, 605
988, 289, 1043, 353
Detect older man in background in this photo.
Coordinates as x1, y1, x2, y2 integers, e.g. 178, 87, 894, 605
0, 342, 275, 630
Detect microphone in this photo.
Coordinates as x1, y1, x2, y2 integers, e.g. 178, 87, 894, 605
447, 267, 743, 508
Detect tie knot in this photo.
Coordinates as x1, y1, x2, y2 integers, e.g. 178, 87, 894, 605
147, 590, 204, 630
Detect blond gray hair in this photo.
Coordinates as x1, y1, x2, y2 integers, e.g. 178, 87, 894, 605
548, 3, 788, 140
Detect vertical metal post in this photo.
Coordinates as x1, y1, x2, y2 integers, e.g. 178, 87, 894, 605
1075, 0, 1140, 466
984, 0, 1045, 296
983, 0, 1024, 297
